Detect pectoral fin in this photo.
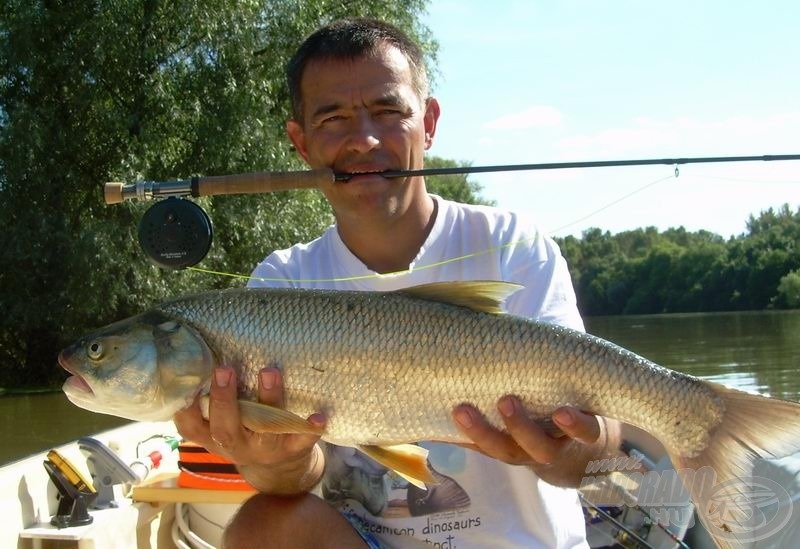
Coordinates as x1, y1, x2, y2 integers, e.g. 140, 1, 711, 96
237, 400, 325, 435
358, 444, 437, 489
198, 396, 324, 436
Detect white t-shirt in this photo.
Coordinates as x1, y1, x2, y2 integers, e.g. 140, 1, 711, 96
248, 196, 588, 548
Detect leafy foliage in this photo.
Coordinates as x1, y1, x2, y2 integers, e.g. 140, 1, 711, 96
558, 205, 800, 316
424, 156, 495, 206
0, 0, 438, 387
777, 270, 800, 308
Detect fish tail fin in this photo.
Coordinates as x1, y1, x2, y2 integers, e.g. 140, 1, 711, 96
667, 383, 800, 549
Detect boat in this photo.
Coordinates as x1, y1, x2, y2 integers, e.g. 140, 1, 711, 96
4, 415, 798, 548
1, 420, 251, 548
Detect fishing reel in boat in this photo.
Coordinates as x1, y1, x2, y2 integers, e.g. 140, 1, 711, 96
138, 197, 212, 270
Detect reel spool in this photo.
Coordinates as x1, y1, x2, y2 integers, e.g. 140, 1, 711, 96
138, 198, 212, 270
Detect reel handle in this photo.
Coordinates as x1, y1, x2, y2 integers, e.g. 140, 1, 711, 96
103, 167, 334, 204
194, 167, 333, 197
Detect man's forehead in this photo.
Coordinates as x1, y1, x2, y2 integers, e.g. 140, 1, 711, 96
300, 48, 419, 112
302, 46, 413, 84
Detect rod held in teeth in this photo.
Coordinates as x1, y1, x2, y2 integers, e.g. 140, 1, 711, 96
194, 167, 334, 196
104, 182, 124, 204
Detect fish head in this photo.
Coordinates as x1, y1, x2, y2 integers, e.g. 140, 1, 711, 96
58, 311, 214, 422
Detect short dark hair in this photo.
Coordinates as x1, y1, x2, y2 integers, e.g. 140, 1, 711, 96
286, 18, 429, 121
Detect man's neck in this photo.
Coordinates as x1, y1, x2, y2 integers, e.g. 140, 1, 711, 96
336, 193, 437, 274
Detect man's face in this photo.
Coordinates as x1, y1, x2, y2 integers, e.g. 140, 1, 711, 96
287, 45, 440, 225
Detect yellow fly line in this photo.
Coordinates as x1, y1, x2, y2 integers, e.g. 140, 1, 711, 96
187, 238, 532, 284
186, 172, 681, 285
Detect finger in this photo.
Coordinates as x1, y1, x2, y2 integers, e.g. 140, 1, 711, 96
553, 407, 602, 445
452, 404, 529, 464
208, 367, 243, 452
280, 414, 327, 456
258, 367, 285, 407
498, 396, 567, 465
173, 396, 208, 444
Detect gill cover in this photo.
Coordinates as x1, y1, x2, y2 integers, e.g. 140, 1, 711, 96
149, 312, 215, 416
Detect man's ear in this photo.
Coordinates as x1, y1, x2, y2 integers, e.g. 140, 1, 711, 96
286, 120, 310, 163
423, 97, 441, 150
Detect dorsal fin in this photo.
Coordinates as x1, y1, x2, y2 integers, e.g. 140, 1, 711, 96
397, 281, 523, 314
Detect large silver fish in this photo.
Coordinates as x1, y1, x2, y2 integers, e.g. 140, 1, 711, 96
59, 281, 800, 548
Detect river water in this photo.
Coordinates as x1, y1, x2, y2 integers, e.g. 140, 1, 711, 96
1, 310, 798, 465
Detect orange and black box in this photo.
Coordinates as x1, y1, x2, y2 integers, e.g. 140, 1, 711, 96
177, 442, 255, 491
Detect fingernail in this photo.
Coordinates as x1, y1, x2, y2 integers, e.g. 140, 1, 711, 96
554, 408, 574, 426
261, 369, 276, 390
214, 368, 231, 388
454, 407, 474, 429
308, 413, 326, 428
498, 397, 516, 418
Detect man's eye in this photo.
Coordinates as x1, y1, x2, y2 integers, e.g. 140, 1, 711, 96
319, 115, 344, 125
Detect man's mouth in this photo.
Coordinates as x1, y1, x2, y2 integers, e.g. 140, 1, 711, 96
336, 170, 393, 183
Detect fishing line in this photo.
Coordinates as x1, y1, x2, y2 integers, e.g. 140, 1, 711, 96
188, 239, 533, 284
108, 153, 799, 276
188, 172, 681, 284
549, 174, 676, 235
185, 164, 797, 284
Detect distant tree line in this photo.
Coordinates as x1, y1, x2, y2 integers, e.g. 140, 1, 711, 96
557, 204, 800, 316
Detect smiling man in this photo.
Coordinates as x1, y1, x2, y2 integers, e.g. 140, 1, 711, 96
174, 18, 621, 549
285, 23, 440, 274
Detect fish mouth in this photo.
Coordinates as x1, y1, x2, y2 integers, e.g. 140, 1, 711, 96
58, 351, 94, 395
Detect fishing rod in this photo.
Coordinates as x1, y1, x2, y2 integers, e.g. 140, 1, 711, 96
103, 154, 800, 204
106, 153, 799, 269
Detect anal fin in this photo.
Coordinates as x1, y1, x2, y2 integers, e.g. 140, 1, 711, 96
358, 444, 437, 490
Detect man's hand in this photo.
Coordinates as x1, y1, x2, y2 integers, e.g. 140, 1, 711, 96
452, 396, 620, 487
173, 366, 326, 493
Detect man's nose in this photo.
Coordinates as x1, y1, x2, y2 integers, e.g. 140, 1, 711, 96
346, 113, 381, 153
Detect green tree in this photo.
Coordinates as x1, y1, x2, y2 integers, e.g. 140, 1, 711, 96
776, 270, 800, 308
423, 156, 495, 206
558, 206, 798, 316
0, 0, 437, 387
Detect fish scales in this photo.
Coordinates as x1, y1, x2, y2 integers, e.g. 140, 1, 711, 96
157, 287, 722, 454
60, 282, 800, 547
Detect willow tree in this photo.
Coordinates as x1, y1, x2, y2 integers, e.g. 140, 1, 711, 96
0, 0, 437, 386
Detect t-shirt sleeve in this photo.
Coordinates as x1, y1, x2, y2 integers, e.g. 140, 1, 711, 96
501, 218, 585, 332
248, 250, 295, 289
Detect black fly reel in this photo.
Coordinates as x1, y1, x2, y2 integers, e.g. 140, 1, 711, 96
138, 197, 212, 270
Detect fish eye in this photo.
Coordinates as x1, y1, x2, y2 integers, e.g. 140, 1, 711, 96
87, 341, 104, 361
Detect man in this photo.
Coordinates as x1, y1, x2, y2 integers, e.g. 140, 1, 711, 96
175, 18, 622, 548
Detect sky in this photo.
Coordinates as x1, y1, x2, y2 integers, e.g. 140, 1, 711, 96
422, 0, 800, 238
